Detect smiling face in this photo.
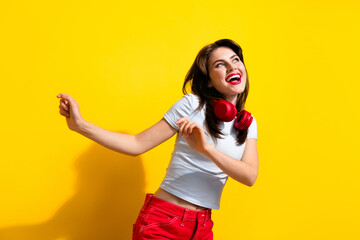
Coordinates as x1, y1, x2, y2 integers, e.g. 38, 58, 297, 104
208, 47, 247, 104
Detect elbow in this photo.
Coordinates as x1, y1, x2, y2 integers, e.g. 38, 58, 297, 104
114, 148, 144, 157
236, 175, 257, 187
124, 146, 150, 156
245, 179, 256, 187
244, 171, 258, 187
127, 152, 141, 157
244, 178, 256, 187
129, 147, 149, 156
116, 135, 147, 156
246, 164, 259, 187
122, 149, 144, 157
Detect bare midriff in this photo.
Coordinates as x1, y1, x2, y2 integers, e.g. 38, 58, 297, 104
154, 188, 208, 211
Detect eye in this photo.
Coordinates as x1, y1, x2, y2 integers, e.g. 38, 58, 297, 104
215, 62, 224, 68
233, 57, 240, 63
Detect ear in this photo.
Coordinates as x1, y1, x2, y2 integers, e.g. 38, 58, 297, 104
208, 81, 213, 88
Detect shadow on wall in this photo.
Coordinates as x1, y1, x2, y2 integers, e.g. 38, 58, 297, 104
0, 143, 146, 240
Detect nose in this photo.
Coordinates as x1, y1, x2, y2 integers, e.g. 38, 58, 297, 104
227, 62, 237, 72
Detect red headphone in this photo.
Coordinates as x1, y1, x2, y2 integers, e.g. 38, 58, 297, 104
210, 100, 253, 130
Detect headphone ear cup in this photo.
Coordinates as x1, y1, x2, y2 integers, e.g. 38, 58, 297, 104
234, 110, 253, 130
211, 100, 237, 122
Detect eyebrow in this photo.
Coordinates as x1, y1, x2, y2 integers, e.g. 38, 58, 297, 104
212, 54, 238, 66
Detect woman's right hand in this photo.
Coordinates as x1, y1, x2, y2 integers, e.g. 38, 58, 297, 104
57, 93, 85, 132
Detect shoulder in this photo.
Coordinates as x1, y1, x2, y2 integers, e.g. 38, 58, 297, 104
182, 93, 200, 106
163, 94, 201, 130
172, 93, 200, 111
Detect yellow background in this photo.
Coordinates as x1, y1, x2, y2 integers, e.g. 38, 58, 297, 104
1, 0, 359, 239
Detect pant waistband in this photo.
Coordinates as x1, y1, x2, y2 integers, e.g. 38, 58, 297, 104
143, 193, 211, 222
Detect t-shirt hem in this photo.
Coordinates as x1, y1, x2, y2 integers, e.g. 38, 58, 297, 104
246, 136, 257, 140
163, 114, 179, 130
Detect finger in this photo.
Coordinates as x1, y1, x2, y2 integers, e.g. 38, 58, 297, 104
60, 101, 69, 111
59, 99, 69, 109
179, 121, 188, 136
182, 122, 192, 136
184, 122, 199, 138
176, 117, 189, 125
57, 93, 71, 100
182, 120, 193, 136
59, 105, 69, 113
60, 98, 69, 106
57, 93, 72, 99
57, 93, 77, 105
186, 122, 197, 136
178, 121, 187, 136
177, 118, 189, 136
59, 109, 70, 117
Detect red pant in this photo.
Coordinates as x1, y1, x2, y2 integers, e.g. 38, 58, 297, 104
133, 193, 214, 240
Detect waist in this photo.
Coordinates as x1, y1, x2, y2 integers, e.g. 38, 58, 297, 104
154, 188, 208, 211
146, 193, 211, 222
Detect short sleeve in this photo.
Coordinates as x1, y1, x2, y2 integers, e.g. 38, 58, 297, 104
246, 116, 257, 139
163, 94, 200, 130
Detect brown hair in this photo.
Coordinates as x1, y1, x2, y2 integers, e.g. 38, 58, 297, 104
182, 39, 250, 145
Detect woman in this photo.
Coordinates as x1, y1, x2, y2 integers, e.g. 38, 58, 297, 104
57, 39, 258, 239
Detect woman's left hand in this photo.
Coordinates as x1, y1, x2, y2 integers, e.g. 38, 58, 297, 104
176, 118, 211, 155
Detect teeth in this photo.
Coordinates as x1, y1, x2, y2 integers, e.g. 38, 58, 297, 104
227, 75, 241, 82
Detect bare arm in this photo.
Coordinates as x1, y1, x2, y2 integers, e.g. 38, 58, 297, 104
57, 93, 177, 156
177, 118, 259, 186
203, 138, 258, 186
78, 118, 177, 156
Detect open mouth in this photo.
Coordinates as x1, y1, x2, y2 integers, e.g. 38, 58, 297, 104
226, 73, 242, 85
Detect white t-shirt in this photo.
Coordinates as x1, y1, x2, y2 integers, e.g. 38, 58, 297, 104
160, 94, 257, 209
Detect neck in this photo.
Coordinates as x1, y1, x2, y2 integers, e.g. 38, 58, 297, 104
225, 95, 238, 105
